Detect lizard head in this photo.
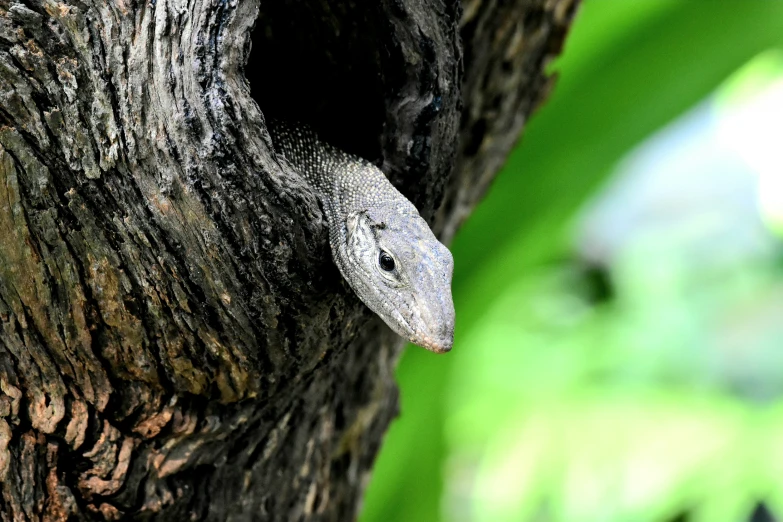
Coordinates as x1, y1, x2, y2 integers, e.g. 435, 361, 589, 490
338, 207, 455, 353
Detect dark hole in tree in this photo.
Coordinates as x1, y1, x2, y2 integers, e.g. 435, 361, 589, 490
247, 1, 391, 164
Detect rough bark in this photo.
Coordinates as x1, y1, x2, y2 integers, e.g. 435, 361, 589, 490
0, 0, 577, 520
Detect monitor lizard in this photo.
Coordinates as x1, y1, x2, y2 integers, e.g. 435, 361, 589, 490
268, 120, 455, 353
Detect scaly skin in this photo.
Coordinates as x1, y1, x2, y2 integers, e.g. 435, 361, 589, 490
268, 120, 455, 353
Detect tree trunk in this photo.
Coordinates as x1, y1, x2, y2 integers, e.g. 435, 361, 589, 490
0, 0, 577, 520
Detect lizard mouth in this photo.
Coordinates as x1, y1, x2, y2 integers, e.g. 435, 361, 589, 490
414, 293, 454, 353
401, 292, 454, 353
415, 334, 453, 354
389, 301, 453, 354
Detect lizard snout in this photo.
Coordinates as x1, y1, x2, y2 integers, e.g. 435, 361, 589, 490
411, 289, 455, 354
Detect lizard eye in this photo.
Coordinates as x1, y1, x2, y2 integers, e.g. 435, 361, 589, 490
379, 251, 395, 271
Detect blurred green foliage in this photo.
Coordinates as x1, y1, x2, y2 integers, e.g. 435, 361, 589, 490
360, 1, 783, 521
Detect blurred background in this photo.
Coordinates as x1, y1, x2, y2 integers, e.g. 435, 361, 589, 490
360, 1, 783, 521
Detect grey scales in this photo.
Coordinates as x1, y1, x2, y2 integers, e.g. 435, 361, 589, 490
268, 120, 455, 353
